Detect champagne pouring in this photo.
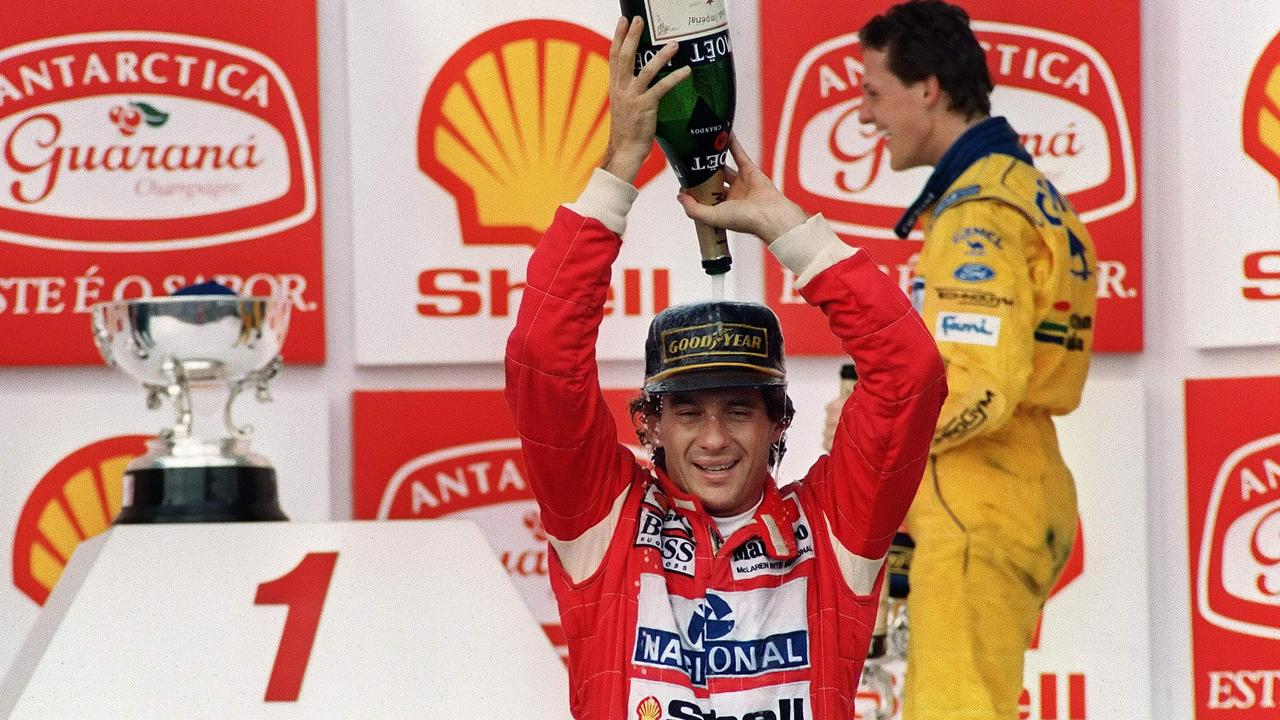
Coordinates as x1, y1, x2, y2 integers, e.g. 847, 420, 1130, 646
619, 0, 736, 295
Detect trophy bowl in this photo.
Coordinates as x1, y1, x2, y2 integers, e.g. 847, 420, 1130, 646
90, 294, 292, 524
93, 294, 289, 389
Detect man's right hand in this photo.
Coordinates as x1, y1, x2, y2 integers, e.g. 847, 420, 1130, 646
676, 136, 810, 244
601, 17, 688, 185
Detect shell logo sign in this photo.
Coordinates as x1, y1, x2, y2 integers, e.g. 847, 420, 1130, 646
1243, 30, 1280, 187
1196, 433, 1280, 640
771, 23, 1135, 240
416, 20, 664, 247
1241, 33, 1280, 306
11, 435, 148, 605
0, 33, 317, 252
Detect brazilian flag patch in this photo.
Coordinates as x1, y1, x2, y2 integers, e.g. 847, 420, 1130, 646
1034, 320, 1068, 345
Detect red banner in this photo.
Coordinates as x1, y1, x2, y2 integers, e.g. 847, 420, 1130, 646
1186, 377, 1280, 718
352, 388, 641, 655
759, 1, 1141, 354
0, 0, 323, 364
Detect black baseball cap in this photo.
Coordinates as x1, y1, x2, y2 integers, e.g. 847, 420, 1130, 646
643, 301, 787, 395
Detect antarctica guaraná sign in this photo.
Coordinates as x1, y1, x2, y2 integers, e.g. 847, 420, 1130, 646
0, 1, 324, 364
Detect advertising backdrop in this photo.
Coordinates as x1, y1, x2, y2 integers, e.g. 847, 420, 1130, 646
778, 369, 1150, 720
1186, 377, 1280, 717
352, 388, 641, 658
1178, 12, 1280, 347
0, 1, 325, 365
0, 390, 331, 678
759, 0, 1142, 354
346, 0, 741, 365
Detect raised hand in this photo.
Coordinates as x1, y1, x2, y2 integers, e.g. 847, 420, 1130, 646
675, 135, 810, 243
602, 17, 689, 184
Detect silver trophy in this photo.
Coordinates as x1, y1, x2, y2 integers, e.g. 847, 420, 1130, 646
90, 294, 291, 523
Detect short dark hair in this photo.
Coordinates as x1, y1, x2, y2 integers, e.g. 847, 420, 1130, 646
859, 0, 992, 120
629, 387, 794, 470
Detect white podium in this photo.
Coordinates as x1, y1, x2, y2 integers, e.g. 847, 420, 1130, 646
0, 521, 568, 718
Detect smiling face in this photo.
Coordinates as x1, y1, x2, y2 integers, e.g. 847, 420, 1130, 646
645, 387, 785, 516
858, 47, 941, 171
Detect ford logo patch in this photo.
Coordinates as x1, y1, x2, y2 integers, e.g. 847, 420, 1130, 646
953, 263, 996, 282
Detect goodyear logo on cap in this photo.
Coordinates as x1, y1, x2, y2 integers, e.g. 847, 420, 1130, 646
661, 322, 769, 362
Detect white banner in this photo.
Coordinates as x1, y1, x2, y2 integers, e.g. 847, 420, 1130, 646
346, 0, 738, 365
1178, 9, 1280, 347
0, 391, 331, 678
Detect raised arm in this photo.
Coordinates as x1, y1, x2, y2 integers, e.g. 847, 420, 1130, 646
681, 139, 946, 563
776, 219, 946, 561
503, 18, 685, 544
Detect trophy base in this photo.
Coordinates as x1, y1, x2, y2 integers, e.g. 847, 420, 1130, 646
115, 465, 289, 524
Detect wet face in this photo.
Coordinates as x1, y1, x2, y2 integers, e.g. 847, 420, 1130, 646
858, 47, 937, 171
645, 387, 784, 516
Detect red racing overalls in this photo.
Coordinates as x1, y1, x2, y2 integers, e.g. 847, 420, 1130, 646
505, 171, 946, 720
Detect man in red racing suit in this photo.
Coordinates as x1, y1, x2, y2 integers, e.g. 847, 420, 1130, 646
504, 17, 945, 720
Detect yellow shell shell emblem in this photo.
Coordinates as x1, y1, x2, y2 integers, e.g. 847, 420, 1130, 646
418, 20, 664, 247
12, 435, 148, 605
1245, 31, 1280, 187
636, 695, 663, 720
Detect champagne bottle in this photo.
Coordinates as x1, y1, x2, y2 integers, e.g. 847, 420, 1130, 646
619, 0, 736, 275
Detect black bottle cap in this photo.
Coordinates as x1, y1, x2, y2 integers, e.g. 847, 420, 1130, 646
702, 256, 732, 275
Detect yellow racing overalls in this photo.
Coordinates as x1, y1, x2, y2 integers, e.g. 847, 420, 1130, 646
902, 150, 1097, 720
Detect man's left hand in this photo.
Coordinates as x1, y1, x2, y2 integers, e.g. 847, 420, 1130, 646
602, 17, 688, 184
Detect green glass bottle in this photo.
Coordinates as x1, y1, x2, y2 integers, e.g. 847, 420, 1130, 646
619, 0, 736, 276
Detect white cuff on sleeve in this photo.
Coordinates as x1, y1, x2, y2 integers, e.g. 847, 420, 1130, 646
767, 214, 858, 289
565, 168, 641, 236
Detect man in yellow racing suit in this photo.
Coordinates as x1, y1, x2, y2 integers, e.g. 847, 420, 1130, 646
857, 2, 1098, 718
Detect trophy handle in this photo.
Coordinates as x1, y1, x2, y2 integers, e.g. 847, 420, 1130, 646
154, 358, 194, 440
224, 355, 282, 438
91, 317, 117, 368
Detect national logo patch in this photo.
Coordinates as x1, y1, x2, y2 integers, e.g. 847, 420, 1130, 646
632, 576, 811, 686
